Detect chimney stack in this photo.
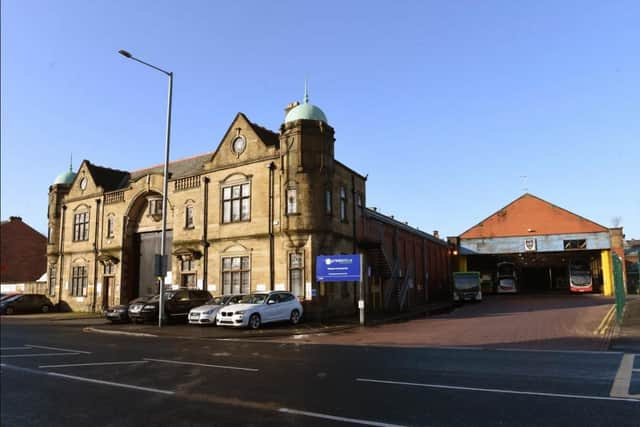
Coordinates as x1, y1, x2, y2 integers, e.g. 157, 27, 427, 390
433, 230, 439, 239
284, 101, 300, 117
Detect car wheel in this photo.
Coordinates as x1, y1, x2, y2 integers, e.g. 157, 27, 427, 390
248, 313, 261, 330
290, 309, 301, 325
5, 307, 14, 315
41, 305, 50, 313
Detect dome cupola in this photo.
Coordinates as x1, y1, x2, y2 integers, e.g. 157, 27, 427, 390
284, 82, 328, 124
53, 156, 76, 185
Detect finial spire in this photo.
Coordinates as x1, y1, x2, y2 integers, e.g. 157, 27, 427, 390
304, 79, 309, 104
69, 153, 73, 171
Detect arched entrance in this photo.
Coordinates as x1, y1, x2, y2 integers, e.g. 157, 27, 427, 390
122, 192, 173, 302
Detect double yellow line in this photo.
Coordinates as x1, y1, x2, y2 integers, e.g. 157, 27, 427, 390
594, 305, 616, 335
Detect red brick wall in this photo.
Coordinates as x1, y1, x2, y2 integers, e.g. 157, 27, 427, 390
0, 217, 47, 283
461, 194, 608, 239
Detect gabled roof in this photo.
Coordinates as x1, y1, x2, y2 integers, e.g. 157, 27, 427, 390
86, 162, 130, 192
459, 193, 609, 239
247, 119, 279, 148
129, 152, 212, 182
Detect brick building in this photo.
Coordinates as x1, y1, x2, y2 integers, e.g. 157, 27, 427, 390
47, 94, 451, 315
455, 193, 626, 296
0, 216, 47, 293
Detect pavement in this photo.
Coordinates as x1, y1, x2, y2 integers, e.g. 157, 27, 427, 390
611, 294, 640, 353
3, 294, 639, 353
268, 294, 622, 351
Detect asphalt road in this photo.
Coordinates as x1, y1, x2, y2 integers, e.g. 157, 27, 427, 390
1, 321, 638, 427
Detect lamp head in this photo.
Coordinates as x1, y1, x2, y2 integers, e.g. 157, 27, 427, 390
118, 49, 132, 58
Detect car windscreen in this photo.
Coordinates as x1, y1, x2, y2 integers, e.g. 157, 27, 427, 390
209, 296, 224, 305
1, 295, 22, 303
239, 294, 268, 304
147, 291, 176, 303
454, 276, 480, 290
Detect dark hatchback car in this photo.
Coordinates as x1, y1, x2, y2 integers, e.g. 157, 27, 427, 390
0, 294, 55, 315
105, 296, 151, 323
128, 289, 212, 323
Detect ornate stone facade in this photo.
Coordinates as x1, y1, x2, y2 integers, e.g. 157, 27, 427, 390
47, 105, 451, 316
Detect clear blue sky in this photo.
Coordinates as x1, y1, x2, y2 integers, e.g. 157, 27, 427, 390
2, 0, 639, 239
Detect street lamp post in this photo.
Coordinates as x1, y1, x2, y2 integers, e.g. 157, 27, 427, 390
118, 49, 173, 328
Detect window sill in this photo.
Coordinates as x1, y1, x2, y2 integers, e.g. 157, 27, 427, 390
221, 219, 252, 225
286, 212, 301, 216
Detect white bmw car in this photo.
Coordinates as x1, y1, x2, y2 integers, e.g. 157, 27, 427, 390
188, 294, 244, 325
216, 291, 303, 329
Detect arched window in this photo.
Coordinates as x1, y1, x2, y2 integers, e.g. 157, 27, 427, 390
339, 187, 347, 222
185, 205, 194, 229
106, 215, 116, 238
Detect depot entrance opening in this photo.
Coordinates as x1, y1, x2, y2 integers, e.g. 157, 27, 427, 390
467, 250, 603, 294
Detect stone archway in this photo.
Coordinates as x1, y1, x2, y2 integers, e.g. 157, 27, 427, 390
121, 191, 173, 301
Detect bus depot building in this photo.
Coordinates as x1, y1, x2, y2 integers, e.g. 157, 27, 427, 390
453, 193, 625, 296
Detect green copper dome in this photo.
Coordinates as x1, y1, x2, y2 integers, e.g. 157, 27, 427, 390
285, 102, 328, 124
53, 170, 76, 185
54, 155, 76, 185
284, 82, 328, 124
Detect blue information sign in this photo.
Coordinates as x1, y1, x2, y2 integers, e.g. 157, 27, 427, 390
316, 254, 362, 282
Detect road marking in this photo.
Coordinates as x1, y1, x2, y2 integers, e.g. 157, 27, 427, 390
1, 353, 82, 358
610, 354, 638, 398
492, 348, 621, 356
83, 327, 158, 337
0, 346, 29, 350
595, 305, 616, 335
278, 408, 407, 427
144, 358, 259, 372
356, 378, 640, 403
47, 371, 174, 395
39, 361, 148, 369
27, 344, 91, 354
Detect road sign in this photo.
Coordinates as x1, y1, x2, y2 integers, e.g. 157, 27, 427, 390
316, 254, 362, 282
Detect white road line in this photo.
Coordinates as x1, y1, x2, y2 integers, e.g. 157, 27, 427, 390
39, 361, 148, 369
1, 353, 82, 358
278, 408, 407, 427
0, 346, 29, 350
610, 354, 637, 398
27, 344, 91, 354
492, 348, 622, 356
144, 358, 259, 372
356, 378, 640, 403
47, 372, 174, 395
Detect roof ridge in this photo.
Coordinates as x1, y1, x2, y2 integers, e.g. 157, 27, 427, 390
129, 151, 214, 174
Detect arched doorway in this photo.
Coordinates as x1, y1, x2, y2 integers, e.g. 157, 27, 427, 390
122, 192, 173, 302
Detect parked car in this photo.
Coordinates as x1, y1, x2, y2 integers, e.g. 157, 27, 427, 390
129, 289, 212, 323
104, 296, 150, 323
188, 294, 245, 325
1, 292, 21, 302
216, 291, 303, 329
0, 294, 55, 315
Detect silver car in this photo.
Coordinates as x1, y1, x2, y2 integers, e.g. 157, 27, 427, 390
188, 294, 244, 325
216, 291, 303, 329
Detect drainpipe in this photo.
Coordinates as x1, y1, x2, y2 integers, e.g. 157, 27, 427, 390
202, 177, 210, 291
352, 174, 364, 324
58, 205, 67, 308
92, 199, 101, 312
268, 162, 276, 290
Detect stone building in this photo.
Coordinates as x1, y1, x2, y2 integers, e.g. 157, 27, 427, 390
47, 95, 451, 315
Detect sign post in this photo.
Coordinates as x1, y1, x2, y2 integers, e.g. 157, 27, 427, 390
316, 254, 364, 325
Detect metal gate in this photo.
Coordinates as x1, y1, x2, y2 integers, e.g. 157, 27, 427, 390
612, 253, 626, 323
